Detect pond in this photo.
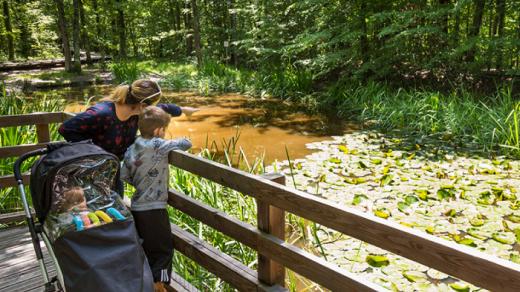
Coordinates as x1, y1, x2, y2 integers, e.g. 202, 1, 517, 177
50, 85, 354, 164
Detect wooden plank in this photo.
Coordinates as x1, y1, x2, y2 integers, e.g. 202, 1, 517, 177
168, 190, 380, 292
0, 211, 34, 225
169, 271, 201, 292
0, 112, 65, 128
170, 224, 286, 292
0, 173, 30, 188
169, 150, 520, 292
0, 143, 47, 159
35, 124, 50, 143
257, 173, 285, 287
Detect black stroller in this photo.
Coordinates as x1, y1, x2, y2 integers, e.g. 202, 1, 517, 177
13, 140, 153, 292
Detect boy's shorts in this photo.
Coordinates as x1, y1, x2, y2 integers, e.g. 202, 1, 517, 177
132, 209, 173, 284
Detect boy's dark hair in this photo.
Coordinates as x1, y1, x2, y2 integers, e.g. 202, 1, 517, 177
138, 106, 171, 138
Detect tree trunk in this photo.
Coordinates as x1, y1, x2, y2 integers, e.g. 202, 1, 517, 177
2, 0, 14, 60
495, 0, 506, 68
228, 0, 238, 66
79, 0, 91, 64
358, 0, 369, 64
191, 0, 202, 66
184, 1, 193, 57
54, 0, 72, 72
116, 0, 127, 58
72, 0, 82, 73
466, 0, 486, 63
439, 0, 450, 34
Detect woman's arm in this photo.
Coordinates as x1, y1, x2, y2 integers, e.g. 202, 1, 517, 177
157, 104, 199, 117
59, 105, 105, 142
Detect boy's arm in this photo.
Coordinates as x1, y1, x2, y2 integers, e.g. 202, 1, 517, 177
158, 138, 192, 156
120, 151, 133, 184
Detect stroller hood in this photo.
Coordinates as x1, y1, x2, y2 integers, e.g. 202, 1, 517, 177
30, 140, 118, 223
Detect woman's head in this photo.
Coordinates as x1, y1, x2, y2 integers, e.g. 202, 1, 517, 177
109, 79, 162, 107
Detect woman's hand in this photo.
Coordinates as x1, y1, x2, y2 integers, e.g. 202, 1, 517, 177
180, 106, 199, 117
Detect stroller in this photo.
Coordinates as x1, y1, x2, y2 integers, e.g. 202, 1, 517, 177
13, 140, 153, 292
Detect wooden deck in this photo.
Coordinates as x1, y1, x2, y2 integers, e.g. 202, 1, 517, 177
0, 226, 198, 292
0, 227, 56, 292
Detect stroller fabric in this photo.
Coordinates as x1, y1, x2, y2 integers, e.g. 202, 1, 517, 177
29, 140, 153, 291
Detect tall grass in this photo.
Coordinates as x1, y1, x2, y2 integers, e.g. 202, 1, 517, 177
0, 90, 66, 213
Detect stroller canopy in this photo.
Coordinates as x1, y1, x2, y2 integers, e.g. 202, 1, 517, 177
30, 140, 118, 223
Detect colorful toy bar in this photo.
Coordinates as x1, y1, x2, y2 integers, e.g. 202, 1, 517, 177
74, 209, 127, 231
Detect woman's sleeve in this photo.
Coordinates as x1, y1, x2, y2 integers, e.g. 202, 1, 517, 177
157, 103, 182, 117
58, 105, 104, 142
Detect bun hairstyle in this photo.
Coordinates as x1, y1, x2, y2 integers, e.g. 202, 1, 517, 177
107, 79, 162, 106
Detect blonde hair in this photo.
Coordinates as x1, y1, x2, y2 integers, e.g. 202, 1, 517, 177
105, 79, 162, 105
138, 106, 171, 138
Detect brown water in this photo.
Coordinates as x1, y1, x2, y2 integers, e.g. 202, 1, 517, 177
60, 86, 354, 163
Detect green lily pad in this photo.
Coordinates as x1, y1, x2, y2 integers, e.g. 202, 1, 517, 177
506, 214, 520, 223
457, 238, 477, 247
402, 270, 427, 282
371, 158, 382, 165
328, 157, 341, 164
358, 161, 368, 169
426, 226, 435, 234
415, 189, 429, 200
352, 194, 368, 206
338, 145, 349, 154
366, 254, 389, 267
405, 195, 419, 205
449, 282, 470, 292
437, 188, 455, 200
380, 174, 394, 186
510, 253, 520, 264
398, 202, 410, 213
492, 232, 515, 244
469, 217, 485, 227
374, 208, 391, 219
466, 228, 486, 240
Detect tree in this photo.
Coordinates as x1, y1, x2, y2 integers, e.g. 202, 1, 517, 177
116, 0, 126, 58
54, 0, 72, 71
2, 0, 14, 60
79, 0, 91, 64
72, 0, 82, 72
466, 0, 486, 63
191, 0, 202, 66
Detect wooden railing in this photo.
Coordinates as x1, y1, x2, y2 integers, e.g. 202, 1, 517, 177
2, 112, 520, 291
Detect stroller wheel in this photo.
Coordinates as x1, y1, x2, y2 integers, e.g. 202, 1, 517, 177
44, 276, 63, 292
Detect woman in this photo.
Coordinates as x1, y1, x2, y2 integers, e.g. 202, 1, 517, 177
59, 79, 197, 194
59, 79, 196, 159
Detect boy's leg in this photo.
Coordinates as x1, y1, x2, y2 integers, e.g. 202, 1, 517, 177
132, 209, 174, 285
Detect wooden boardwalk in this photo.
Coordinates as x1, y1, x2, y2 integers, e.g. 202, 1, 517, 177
0, 226, 199, 292
0, 227, 56, 292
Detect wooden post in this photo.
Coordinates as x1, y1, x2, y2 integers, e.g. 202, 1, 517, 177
257, 173, 285, 287
35, 124, 50, 143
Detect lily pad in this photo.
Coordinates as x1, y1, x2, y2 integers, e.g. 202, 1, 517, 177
352, 194, 368, 206
374, 208, 391, 219
402, 270, 427, 282
449, 282, 470, 292
366, 254, 390, 267
492, 232, 515, 244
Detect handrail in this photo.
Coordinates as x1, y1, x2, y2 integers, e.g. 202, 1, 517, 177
168, 150, 520, 292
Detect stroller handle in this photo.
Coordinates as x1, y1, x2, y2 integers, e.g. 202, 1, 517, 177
13, 148, 48, 182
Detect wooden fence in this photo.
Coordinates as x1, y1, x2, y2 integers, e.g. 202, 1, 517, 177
1, 112, 520, 291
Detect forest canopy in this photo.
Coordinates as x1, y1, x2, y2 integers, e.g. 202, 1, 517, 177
0, 0, 519, 88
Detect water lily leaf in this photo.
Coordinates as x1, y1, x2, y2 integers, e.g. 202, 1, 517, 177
469, 217, 485, 227
395, 159, 404, 167
514, 228, 520, 243
449, 282, 470, 292
506, 214, 520, 223
426, 226, 435, 234
398, 202, 409, 213
403, 270, 427, 282
366, 254, 389, 267
415, 189, 429, 200
467, 228, 486, 240
437, 188, 455, 200
383, 166, 390, 174
371, 158, 382, 165
510, 201, 520, 210
345, 177, 367, 185
492, 232, 515, 244
510, 253, 520, 264
358, 161, 368, 169
380, 174, 394, 187
374, 208, 391, 219
352, 194, 368, 205
328, 157, 341, 164
338, 145, 349, 154
400, 176, 409, 182
407, 153, 416, 160
405, 195, 419, 205
444, 209, 457, 217
457, 238, 477, 247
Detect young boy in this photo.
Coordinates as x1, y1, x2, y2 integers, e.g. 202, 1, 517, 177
121, 106, 192, 292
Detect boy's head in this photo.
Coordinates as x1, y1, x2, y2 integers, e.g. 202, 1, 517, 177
138, 106, 171, 138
